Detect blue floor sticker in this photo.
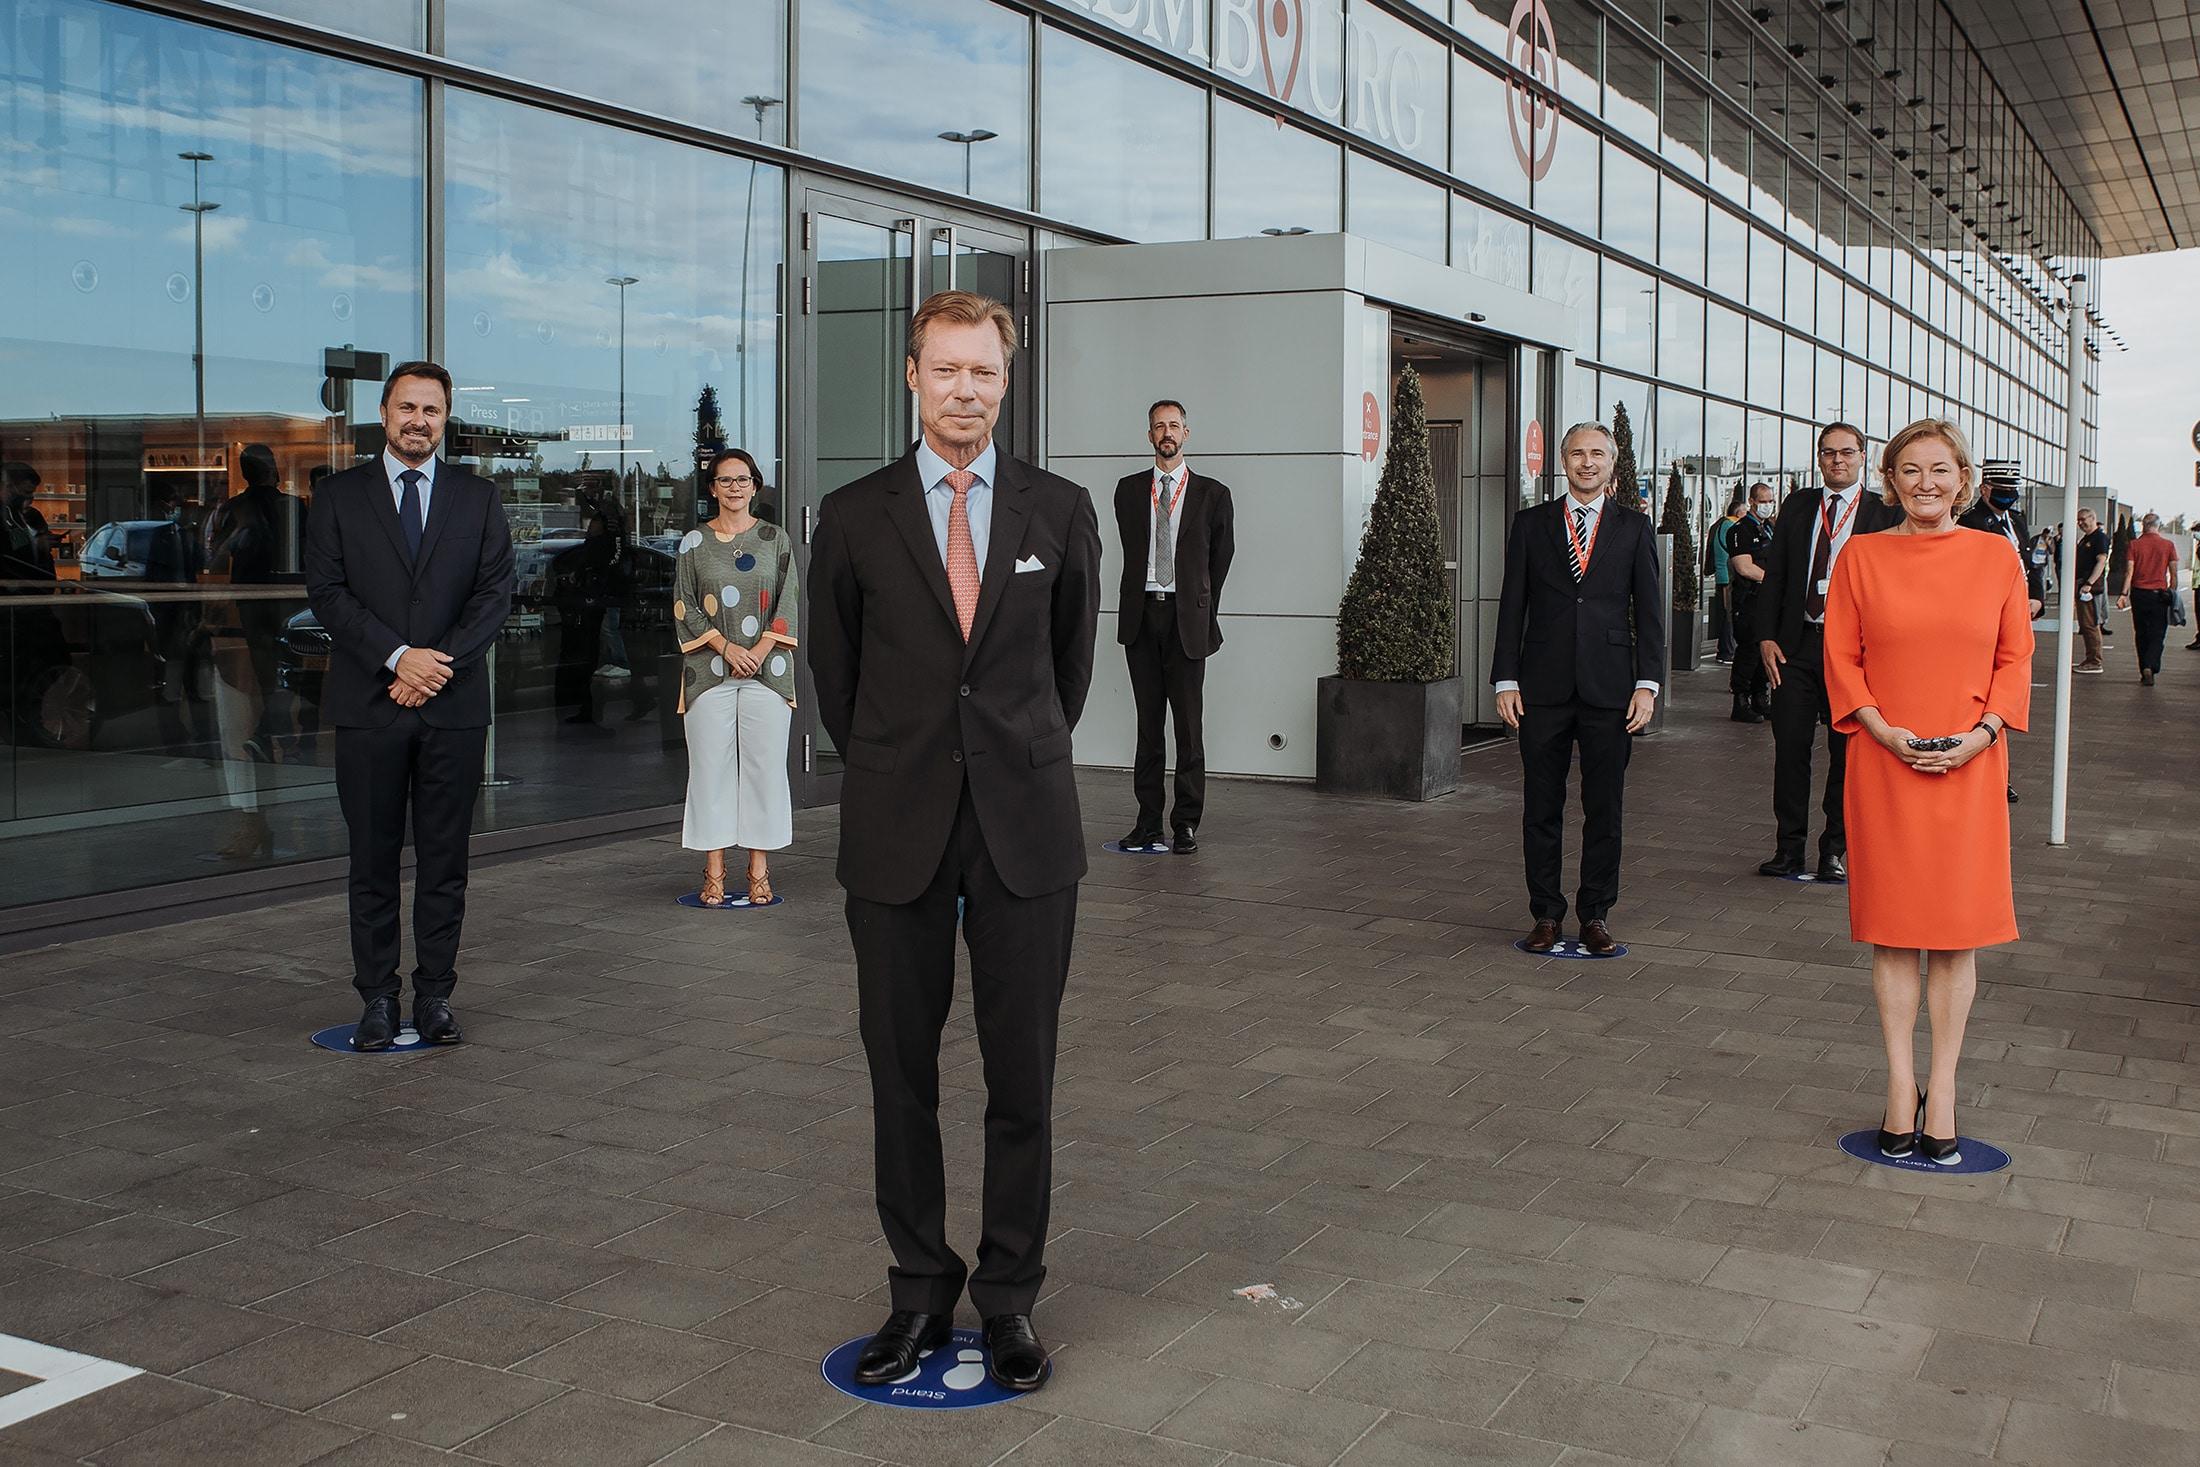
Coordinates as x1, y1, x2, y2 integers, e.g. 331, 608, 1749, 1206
821, 1327, 1041, 1408
676, 892, 785, 910
1774, 871, 1843, 884
1514, 939, 1628, 959
1103, 840, 1176, 856
1838, 1129, 2010, 1175
310, 1023, 428, 1055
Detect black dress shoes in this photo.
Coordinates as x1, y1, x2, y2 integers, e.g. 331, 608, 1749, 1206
1815, 853, 1847, 884
1729, 695, 1764, 723
982, 1313, 1049, 1392
1121, 828, 1164, 851
1758, 854, 1805, 878
1523, 919, 1562, 953
853, 1310, 953, 1386
352, 996, 400, 1052
1172, 827, 1198, 853
414, 999, 464, 1045
1579, 920, 1618, 956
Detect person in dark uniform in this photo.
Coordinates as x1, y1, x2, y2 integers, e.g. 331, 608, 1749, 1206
1725, 481, 1777, 723
1756, 422, 1901, 882
1959, 479, 2046, 617
1112, 399, 1234, 852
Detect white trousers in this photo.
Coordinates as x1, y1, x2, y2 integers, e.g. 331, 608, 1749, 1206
681, 679, 793, 852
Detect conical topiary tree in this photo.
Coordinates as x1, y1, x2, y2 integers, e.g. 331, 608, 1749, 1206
1611, 402, 1645, 512
1661, 465, 1698, 613
1337, 366, 1453, 681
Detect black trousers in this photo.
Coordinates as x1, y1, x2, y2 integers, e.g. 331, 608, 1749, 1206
1518, 699, 1632, 924
1729, 591, 1768, 703
2130, 589, 2171, 674
1125, 594, 1206, 836
1712, 586, 1735, 660
846, 785, 1077, 1318
334, 709, 486, 1004
1769, 625, 1847, 863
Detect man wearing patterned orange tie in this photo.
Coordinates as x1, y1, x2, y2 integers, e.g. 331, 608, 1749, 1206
808, 291, 1101, 1395
1490, 422, 1664, 957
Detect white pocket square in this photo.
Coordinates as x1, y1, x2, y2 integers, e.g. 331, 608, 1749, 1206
1014, 555, 1046, 573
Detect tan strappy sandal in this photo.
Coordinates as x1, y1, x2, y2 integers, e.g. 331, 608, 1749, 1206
701, 865, 728, 907
747, 868, 773, 906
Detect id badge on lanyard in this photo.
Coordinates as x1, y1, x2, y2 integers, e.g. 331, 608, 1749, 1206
1817, 492, 1860, 596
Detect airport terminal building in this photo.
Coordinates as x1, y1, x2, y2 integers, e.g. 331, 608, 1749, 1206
0, 0, 2128, 928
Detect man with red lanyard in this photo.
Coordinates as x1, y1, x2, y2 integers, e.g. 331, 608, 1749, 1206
1755, 422, 1900, 882
2118, 511, 2179, 687
1111, 400, 1235, 852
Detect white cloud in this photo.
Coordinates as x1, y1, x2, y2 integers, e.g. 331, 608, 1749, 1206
2097, 251, 2200, 525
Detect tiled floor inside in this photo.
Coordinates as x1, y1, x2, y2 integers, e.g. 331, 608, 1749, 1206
2, 644, 2197, 1466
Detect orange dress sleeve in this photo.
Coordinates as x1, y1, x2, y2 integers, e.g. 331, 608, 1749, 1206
1823, 546, 1872, 736
1983, 553, 2034, 733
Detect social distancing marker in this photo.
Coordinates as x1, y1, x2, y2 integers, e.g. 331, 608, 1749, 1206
1838, 1129, 2010, 1176
0, 1334, 141, 1430
1103, 840, 1175, 856
820, 1327, 1042, 1409
1773, 871, 1844, 885
675, 892, 785, 911
310, 1023, 430, 1055
1514, 939, 1628, 960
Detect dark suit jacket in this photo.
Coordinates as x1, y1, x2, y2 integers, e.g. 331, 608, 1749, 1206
1490, 495, 1665, 709
809, 448, 1102, 904
1959, 502, 2046, 605
303, 458, 515, 729
1112, 468, 1234, 658
1756, 485, 1901, 651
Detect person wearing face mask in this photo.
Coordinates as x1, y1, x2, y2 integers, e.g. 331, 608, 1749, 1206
1958, 474, 2045, 619
1725, 482, 1779, 723
675, 448, 797, 907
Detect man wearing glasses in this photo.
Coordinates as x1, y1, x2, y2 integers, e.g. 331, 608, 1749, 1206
1754, 423, 1899, 882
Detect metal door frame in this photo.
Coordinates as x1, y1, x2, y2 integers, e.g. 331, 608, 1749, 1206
786, 176, 1032, 806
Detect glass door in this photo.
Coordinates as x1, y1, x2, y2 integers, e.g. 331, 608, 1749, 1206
786, 180, 1029, 804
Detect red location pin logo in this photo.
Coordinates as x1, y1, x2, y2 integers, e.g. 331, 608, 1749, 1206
1258, 0, 1305, 106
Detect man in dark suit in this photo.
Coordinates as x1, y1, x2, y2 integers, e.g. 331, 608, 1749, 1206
304, 362, 514, 1051
1756, 422, 1899, 881
809, 291, 1101, 1395
1113, 399, 1234, 852
1491, 422, 1664, 956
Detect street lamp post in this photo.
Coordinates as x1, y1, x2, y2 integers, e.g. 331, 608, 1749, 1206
937, 128, 998, 197
179, 151, 219, 502
737, 95, 781, 449
606, 274, 639, 532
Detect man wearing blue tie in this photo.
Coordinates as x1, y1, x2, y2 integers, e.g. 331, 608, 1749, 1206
305, 362, 514, 1051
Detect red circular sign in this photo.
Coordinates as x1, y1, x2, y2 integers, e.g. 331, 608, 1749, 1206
1507, 0, 1559, 184
1361, 393, 1381, 462
1525, 420, 1545, 477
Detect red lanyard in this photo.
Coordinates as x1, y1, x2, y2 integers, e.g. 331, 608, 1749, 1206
1153, 468, 1186, 519
1564, 498, 1603, 575
1819, 489, 1860, 550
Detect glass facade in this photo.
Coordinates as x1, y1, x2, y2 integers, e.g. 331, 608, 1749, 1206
0, 0, 2102, 918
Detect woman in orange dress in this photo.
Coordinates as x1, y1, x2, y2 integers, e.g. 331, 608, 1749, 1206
1823, 419, 2033, 1165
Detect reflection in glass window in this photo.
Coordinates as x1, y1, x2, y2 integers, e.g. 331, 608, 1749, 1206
1600, 372, 1651, 497
798, 0, 1030, 208
1706, 303, 1746, 400
1663, 68, 1708, 179
1212, 100, 1340, 238
1603, 27, 1659, 147
1533, 228, 1598, 348
1747, 320, 1780, 406
1039, 27, 1204, 243
255, 0, 422, 47
1747, 228, 1781, 316
1602, 146, 1657, 265
1452, 196, 1528, 292
1786, 248, 1816, 334
1786, 335, 1814, 416
1706, 205, 1746, 303
1709, 104, 1749, 204
447, 0, 783, 140
1452, 55, 1529, 206
1660, 176, 1705, 284
1348, 154, 1446, 263
1659, 285, 1704, 388
1, 0, 423, 900
1601, 259, 1655, 375
1546, 0, 1602, 100
1347, 3, 1446, 169
1536, 118, 1597, 235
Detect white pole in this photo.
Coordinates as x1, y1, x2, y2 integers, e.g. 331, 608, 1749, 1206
2048, 273, 2087, 846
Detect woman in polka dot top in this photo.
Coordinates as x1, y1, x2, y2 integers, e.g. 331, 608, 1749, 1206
673, 449, 800, 906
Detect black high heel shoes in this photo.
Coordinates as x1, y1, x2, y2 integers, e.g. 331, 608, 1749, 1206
1878, 1090, 1924, 1159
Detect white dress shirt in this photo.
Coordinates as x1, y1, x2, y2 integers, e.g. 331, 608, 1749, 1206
383, 451, 440, 672
1146, 459, 1190, 592
914, 436, 995, 579
1805, 483, 1865, 626
1494, 491, 1660, 697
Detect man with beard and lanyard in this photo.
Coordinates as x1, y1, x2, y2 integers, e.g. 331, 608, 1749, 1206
1755, 422, 1899, 883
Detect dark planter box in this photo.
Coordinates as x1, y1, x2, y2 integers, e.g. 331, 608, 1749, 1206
1671, 606, 1701, 671
1315, 675, 1463, 802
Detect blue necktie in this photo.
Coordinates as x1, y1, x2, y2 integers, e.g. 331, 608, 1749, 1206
398, 469, 424, 560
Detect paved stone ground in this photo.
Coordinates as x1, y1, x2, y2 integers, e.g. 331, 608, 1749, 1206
2, 642, 2197, 1467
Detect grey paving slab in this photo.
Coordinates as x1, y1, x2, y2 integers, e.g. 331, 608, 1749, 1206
1, 647, 2196, 1463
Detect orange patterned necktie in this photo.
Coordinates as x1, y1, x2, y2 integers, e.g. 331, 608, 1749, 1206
944, 468, 980, 641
